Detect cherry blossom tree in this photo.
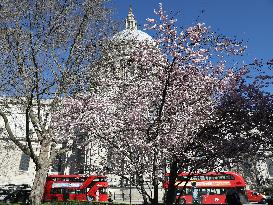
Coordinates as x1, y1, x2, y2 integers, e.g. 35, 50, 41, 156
0, 1, 113, 204
54, 3, 254, 205
217, 78, 273, 189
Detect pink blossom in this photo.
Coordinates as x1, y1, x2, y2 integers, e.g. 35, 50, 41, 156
146, 18, 156, 23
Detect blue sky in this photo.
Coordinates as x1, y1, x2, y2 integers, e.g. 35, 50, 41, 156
111, 0, 273, 62
110, 0, 273, 91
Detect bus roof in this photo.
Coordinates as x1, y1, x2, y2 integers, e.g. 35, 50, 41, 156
164, 171, 246, 187
166, 171, 243, 177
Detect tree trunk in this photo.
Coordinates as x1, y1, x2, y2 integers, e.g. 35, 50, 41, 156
165, 158, 178, 205
138, 174, 149, 205
30, 140, 52, 205
152, 153, 159, 205
30, 165, 49, 205
152, 179, 159, 205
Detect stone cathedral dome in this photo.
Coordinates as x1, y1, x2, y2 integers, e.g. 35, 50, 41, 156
95, 7, 158, 81
112, 7, 153, 43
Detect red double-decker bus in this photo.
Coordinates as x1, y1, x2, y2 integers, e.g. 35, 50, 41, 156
163, 171, 248, 204
43, 174, 109, 202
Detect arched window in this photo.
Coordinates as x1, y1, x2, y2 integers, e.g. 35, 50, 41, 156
266, 159, 273, 177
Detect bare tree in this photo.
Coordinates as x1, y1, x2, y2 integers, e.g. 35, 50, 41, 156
0, 1, 114, 204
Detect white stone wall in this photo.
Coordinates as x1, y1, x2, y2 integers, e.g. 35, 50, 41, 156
0, 104, 37, 185
0, 141, 36, 185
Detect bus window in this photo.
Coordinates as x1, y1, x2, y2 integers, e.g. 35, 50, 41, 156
224, 175, 235, 180
50, 188, 63, 194
75, 189, 87, 194
68, 190, 76, 194
220, 188, 226, 194
177, 188, 192, 196
200, 188, 208, 195
192, 176, 198, 180
177, 176, 188, 181
199, 176, 205, 180
99, 188, 108, 194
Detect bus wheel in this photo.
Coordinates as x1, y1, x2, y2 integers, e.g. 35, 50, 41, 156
178, 198, 186, 204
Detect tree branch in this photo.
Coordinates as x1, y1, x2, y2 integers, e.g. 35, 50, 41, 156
0, 109, 31, 156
